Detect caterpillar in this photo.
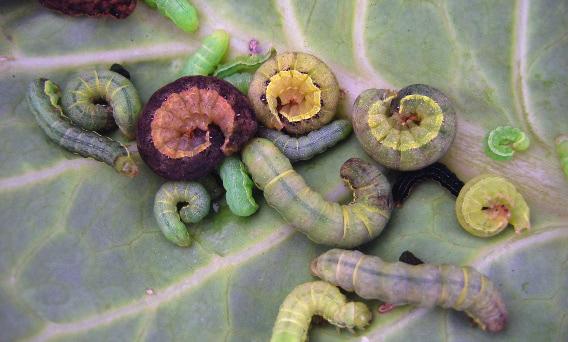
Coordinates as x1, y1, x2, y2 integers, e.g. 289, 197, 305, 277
222, 72, 253, 94
555, 134, 568, 180
153, 181, 211, 247
180, 30, 230, 76
257, 120, 352, 162
456, 174, 530, 237
144, 0, 199, 33
27, 78, 138, 177
392, 162, 464, 206
61, 69, 142, 140
271, 281, 371, 342
484, 126, 530, 161
213, 48, 276, 78
242, 138, 392, 248
218, 156, 258, 217
311, 249, 508, 333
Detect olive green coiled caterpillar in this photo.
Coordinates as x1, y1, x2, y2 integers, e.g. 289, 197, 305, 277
311, 249, 508, 333
242, 138, 392, 248
153, 181, 211, 247
484, 126, 530, 161
271, 281, 372, 342
218, 156, 258, 217
144, 0, 199, 33
257, 120, 352, 162
61, 69, 142, 140
181, 30, 230, 76
222, 72, 253, 94
27, 79, 138, 177
213, 48, 276, 78
555, 134, 568, 180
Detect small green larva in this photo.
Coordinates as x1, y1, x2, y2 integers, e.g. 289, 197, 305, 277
61, 69, 142, 140
213, 48, 276, 78
153, 181, 211, 247
242, 138, 392, 248
181, 30, 230, 76
311, 249, 508, 332
222, 72, 254, 94
271, 281, 371, 342
555, 134, 568, 180
144, 0, 199, 33
257, 120, 352, 162
27, 79, 138, 177
484, 126, 530, 161
218, 156, 258, 217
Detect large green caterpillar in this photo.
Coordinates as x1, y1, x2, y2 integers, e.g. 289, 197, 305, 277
181, 30, 230, 76
27, 79, 138, 177
144, 0, 199, 33
271, 281, 371, 342
311, 249, 508, 333
218, 156, 258, 217
556, 134, 568, 180
257, 120, 352, 162
61, 69, 142, 140
242, 138, 392, 248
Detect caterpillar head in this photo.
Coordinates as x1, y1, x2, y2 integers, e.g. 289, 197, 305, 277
335, 302, 372, 331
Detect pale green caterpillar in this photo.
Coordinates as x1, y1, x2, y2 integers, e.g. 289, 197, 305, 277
144, 0, 199, 33
218, 156, 258, 217
27, 79, 138, 177
242, 138, 392, 248
271, 281, 371, 342
257, 120, 352, 162
311, 249, 508, 333
153, 181, 211, 247
484, 126, 530, 161
181, 30, 230, 76
222, 72, 253, 94
213, 48, 276, 78
555, 134, 568, 180
61, 69, 142, 140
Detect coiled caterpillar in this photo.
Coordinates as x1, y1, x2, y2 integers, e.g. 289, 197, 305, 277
27, 79, 138, 177
271, 281, 371, 342
61, 69, 142, 140
218, 156, 258, 217
153, 182, 211, 247
311, 249, 508, 333
484, 126, 530, 161
144, 0, 199, 33
257, 120, 352, 162
555, 134, 568, 180
242, 138, 392, 248
181, 30, 229, 76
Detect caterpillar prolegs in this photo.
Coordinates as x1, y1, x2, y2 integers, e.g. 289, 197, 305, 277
311, 249, 508, 332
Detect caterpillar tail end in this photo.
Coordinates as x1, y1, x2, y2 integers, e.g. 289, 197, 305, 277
115, 155, 139, 177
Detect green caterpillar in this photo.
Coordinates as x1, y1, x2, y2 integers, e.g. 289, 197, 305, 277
61, 69, 142, 140
213, 48, 276, 78
153, 182, 211, 247
27, 79, 138, 177
484, 126, 530, 161
218, 156, 258, 217
144, 0, 199, 33
257, 120, 352, 162
311, 249, 508, 333
181, 30, 230, 76
555, 134, 568, 180
222, 72, 253, 94
271, 281, 371, 342
242, 138, 392, 248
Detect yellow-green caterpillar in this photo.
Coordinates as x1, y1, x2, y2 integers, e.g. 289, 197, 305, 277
153, 181, 211, 247
311, 249, 508, 333
555, 134, 568, 180
213, 48, 276, 78
61, 69, 142, 140
181, 30, 230, 76
27, 79, 138, 177
222, 72, 253, 94
484, 126, 530, 161
257, 120, 352, 162
144, 0, 199, 33
242, 138, 392, 248
271, 281, 371, 342
218, 156, 258, 217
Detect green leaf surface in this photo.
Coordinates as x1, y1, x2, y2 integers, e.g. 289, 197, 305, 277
1, 1, 567, 341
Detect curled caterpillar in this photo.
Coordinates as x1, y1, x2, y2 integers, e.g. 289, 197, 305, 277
153, 182, 211, 247
218, 156, 258, 217
181, 30, 230, 76
213, 48, 276, 78
61, 69, 142, 139
392, 162, 464, 206
271, 281, 371, 342
27, 79, 138, 177
555, 134, 568, 180
311, 249, 508, 333
242, 138, 392, 248
222, 72, 253, 94
144, 0, 199, 33
257, 120, 352, 162
485, 126, 530, 161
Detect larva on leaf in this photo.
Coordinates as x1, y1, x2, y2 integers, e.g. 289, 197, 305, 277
484, 126, 530, 161
222, 72, 254, 94
456, 174, 530, 237
144, 0, 199, 33
218, 156, 258, 217
213, 48, 276, 78
181, 30, 230, 77
311, 249, 508, 333
257, 120, 352, 162
555, 134, 568, 180
271, 281, 371, 342
153, 182, 211, 247
242, 138, 392, 248
61, 69, 142, 140
27, 79, 138, 177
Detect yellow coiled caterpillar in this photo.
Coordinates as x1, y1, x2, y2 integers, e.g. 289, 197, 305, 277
242, 138, 392, 248
311, 249, 508, 333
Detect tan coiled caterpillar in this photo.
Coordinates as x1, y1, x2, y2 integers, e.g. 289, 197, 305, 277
311, 249, 508, 332
271, 281, 371, 342
242, 138, 392, 248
